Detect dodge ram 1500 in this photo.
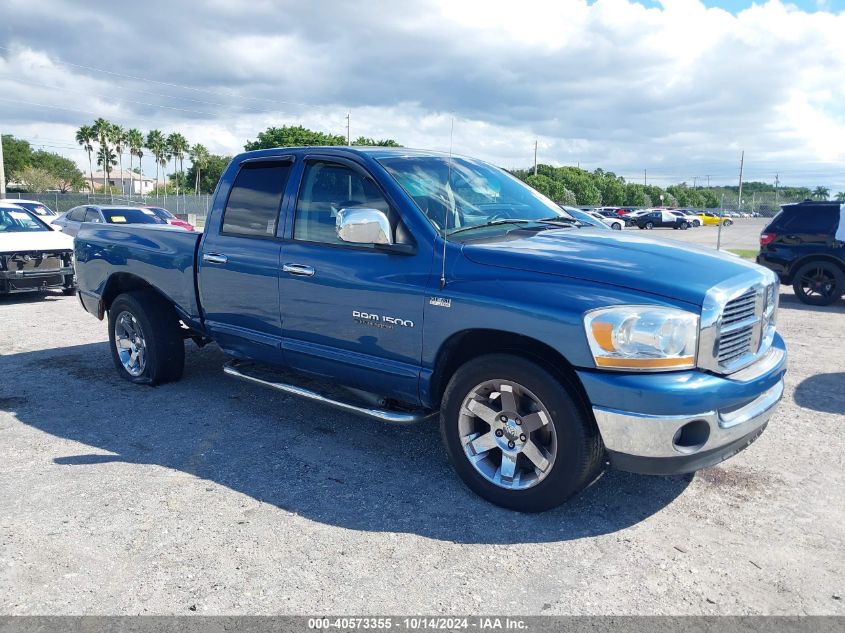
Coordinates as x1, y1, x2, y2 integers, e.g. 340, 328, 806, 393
74, 147, 786, 511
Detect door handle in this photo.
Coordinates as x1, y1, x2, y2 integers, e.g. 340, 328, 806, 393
283, 263, 315, 277
203, 253, 228, 264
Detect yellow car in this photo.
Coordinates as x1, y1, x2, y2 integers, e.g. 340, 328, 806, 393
701, 212, 733, 226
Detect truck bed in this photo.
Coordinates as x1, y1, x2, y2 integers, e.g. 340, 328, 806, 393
75, 224, 203, 325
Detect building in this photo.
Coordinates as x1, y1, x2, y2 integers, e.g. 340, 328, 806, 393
88, 170, 164, 195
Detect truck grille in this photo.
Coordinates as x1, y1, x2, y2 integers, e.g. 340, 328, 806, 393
717, 289, 761, 368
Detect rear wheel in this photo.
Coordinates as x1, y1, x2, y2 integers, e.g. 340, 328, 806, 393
645, 221, 654, 229
108, 290, 185, 385
611, 222, 622, 230
440, 354, 603, 512
723, 219, 733, 226
792, 261, 844, 306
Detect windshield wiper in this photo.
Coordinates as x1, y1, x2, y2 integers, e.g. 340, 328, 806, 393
448, 219, 539, 236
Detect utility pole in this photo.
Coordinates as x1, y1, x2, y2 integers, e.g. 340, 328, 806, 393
693, 176, 698, 189
0, 128, 5, 197
737, 150, 745, 214
705, 175, 711, 188
533, 140, 538, 176
774, 172, 780, 209
346, 113, 351, 146
644, 169, 647, 186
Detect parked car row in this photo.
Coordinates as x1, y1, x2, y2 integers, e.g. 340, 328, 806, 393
581, 206, 734, 229
0, 200, 194, 296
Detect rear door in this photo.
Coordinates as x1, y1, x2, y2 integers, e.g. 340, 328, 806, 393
197, 158, 293, 363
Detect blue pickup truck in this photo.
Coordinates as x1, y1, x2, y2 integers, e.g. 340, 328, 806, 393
74, 147, 786, 511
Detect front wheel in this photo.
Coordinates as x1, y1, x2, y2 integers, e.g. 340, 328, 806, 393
108, 290, 185, 385
723, 219, 733, 226
611, 222, 622, 230
645, 222, 654, 229
440, 354, 603, 512
792, 261, 844, 306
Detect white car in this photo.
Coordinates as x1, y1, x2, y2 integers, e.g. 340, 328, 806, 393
587, 210, 624, 230
0, 202, 75, 295
0, 199, 60, 225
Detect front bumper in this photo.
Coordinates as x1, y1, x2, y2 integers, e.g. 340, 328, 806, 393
0, 266, 75, 293
579, 334, 787, 475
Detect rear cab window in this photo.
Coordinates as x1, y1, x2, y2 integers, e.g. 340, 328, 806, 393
221, 161, 292, 238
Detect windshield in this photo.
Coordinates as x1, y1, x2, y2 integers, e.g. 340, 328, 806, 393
12, 201, 55, 216
102, 208, 168, 225
561, 206, 610, 229
378, 155, 568, 236
145, 207, 174, 220
0, 208, 51, 232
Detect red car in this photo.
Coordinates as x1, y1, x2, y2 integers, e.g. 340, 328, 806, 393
144, 206, 195, 231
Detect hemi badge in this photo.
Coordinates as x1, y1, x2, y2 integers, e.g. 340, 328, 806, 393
429, 297, 451, 308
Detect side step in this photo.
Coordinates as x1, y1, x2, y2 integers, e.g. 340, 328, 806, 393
223, 360, 437, 425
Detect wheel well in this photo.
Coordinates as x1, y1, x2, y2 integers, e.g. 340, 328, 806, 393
101, 273, 156, 315
430, 329, 593, 415
787, 255, 845, 284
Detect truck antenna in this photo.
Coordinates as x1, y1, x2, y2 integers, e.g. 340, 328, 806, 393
440, 115, 454, 290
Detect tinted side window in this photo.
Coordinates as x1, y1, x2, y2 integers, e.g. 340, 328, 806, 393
84, 209, 102, 223
68, 207, 86, 221
776, 208, 837, 234
294, 162, 390, 245
221, 161, 291, 238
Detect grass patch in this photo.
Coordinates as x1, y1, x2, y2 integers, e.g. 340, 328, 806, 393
727, 249, 758, 260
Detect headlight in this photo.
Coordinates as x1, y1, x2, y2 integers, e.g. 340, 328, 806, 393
764, 282, 778, 325
584, 306, 699, 371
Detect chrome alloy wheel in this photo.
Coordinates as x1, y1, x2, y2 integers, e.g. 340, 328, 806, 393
114, 311, 147, 377
459, 380, 557, 490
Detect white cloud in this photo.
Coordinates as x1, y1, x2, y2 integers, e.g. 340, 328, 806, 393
0, 0, 843, 190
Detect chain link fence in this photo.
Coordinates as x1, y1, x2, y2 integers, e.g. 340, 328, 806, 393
1, 192, 214, 225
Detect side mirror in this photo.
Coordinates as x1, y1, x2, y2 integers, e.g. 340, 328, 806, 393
336, 207, 393, 245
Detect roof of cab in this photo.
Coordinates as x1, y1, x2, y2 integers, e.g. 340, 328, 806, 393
236, 146, 456, 162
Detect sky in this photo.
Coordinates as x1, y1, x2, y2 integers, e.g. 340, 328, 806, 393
0, 0, 843, 192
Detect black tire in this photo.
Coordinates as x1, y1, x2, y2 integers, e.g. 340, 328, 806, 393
645, 222, 654, 229
440, 354, 603, 512
611, 223, 622, 230
792, 261, 845, 306
724, 219, 733, 226
108, 290, 185, 385
680, 222, 689, 230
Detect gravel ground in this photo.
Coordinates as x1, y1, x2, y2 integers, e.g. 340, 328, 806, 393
0, 284, 843, 615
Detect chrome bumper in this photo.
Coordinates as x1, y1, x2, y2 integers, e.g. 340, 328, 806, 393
593, 379, 784, 474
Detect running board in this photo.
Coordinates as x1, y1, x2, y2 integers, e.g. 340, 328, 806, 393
223, 360, 436, 425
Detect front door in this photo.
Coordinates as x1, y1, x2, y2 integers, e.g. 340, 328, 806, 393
197, 158, 292, 364
277, 158, 432, 405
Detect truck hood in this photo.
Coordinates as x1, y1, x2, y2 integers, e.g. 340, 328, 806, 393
0, 230, 74, 253
461, 228, 764, 306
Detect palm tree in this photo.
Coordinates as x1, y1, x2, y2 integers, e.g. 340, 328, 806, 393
145, 130, 166, 200
75, 125, 95, 193
166, 132, 188, 209
96, 146, 118, 189
189, 143, 210, 194
835, 192, 845, 202
111, 124, 126, 196
812, 186, 830, 200
126, 128, 144, 197
92, 118, 114, 191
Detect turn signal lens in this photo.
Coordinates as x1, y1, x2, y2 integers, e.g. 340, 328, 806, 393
760, 233, 776, 246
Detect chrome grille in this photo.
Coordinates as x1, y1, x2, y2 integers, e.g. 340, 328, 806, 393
717, 289, 762, 369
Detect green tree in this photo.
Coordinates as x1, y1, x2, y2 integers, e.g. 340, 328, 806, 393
13, 166, 57, 192
812, 186, 830, 200
92, 118, 114, 185
185, 154, 230, 194
145, 130, 167, 196
111, 124, 126, 193
835, 192, 845, 202
244, 125, 346, 150
593, 169, 626, 206
351, 136, 402, 147
30, 150, 85, 192
167, 132, 189, 201
75, 125, 95, 192
1, 135, 33, 185
96, 145, 117, 183
624, 183, 651, 207
188, 143, 210, 194
126, 128, 144, 196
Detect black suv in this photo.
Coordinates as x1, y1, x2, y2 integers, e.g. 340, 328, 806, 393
757, 200, 844, 305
